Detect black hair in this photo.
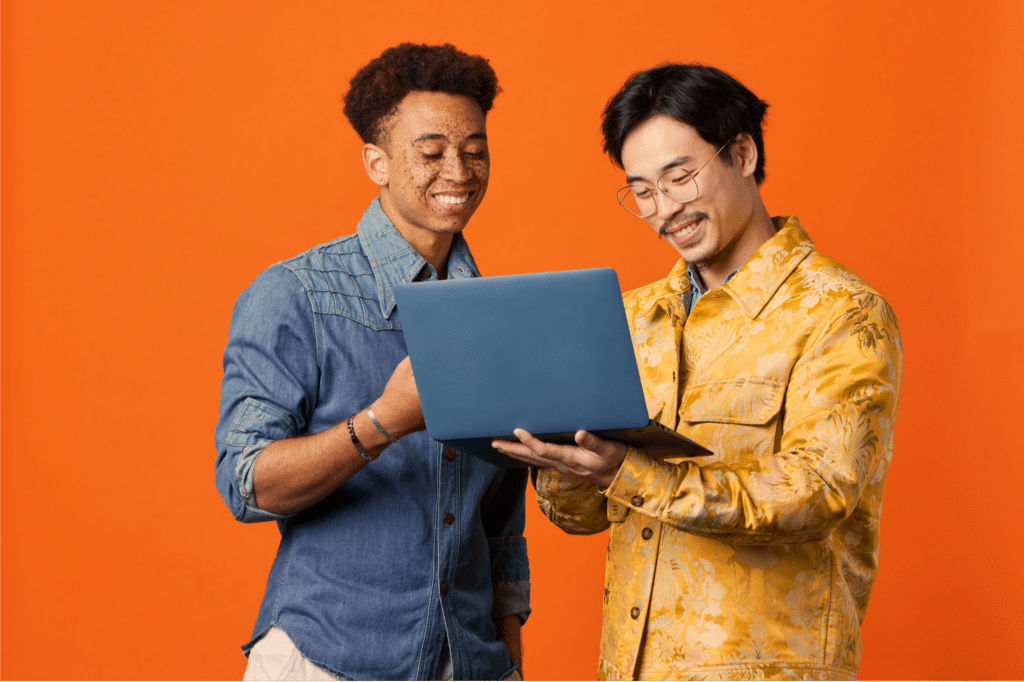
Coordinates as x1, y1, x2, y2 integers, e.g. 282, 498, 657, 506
602, 63, 769, 184
343, 43, 500, 146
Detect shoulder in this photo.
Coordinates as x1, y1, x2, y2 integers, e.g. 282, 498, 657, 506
231, 234, 369, 319
275, 235, 387, 324
278, 234, 372, 294
796, 252, 880, 296
790, 251, 901, 335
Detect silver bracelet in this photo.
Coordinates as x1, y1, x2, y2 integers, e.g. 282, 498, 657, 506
366, 406, 400, 444
347, 414, 377, 462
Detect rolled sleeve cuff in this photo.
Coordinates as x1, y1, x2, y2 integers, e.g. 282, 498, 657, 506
491, 579, 531, 624
222, 397, 297, 524
488, 535, 530, 623
233, 441, 292, 524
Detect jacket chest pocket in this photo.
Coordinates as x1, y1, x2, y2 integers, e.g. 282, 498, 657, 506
678, 379, 785, 462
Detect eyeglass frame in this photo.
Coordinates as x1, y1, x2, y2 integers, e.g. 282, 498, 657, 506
616, 140, 732, 218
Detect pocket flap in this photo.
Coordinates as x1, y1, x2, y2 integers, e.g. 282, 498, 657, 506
678, 379, 784, 426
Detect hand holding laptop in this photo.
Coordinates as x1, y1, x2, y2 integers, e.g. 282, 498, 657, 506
492, 428, 628, 488
393, 268, 711, 469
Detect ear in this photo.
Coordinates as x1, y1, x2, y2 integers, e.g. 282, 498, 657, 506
731, 133, 759, 179
362, 143, 389, 187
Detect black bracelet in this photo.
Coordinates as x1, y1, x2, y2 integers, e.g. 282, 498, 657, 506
347, 414, 376, 462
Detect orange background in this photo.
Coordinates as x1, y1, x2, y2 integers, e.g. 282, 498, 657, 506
2, 1, 1022, 679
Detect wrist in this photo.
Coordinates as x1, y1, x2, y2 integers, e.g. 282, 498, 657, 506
599, 444, 633, 489
368, 399, 418, 440
366, 405, 400, 444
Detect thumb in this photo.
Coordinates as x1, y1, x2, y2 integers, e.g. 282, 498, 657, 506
574, 430, 606, 453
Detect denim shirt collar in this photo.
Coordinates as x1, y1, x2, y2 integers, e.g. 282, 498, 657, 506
683, 263, 738, 316
356, 198, 481, 319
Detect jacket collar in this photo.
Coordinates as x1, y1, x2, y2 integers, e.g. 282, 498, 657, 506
721, 216, 814, 318
641, 216, 814, 319
356, 198, 480, 319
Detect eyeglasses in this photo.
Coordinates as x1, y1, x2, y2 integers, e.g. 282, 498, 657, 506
616, 141, 730, 218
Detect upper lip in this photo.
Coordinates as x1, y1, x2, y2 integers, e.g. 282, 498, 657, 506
660, 213, 704, 237
431, 186, 476, 197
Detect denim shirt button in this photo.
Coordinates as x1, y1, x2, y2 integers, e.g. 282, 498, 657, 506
444, 512, 455, 526
440, 582, 450, 596
444, 448, 456, 461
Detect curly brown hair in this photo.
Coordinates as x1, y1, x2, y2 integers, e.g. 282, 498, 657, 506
343, 43, 500, 146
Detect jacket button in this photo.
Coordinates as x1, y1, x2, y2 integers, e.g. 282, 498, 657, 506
440, 582, 449, 596
630, 606, 641, 619
631, 495, 644, 507
444, 448, 456, 461
641, 527, 653, 540
444, 512, 455, 526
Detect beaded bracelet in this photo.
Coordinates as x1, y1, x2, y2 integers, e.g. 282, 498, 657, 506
347, 414, 376, 462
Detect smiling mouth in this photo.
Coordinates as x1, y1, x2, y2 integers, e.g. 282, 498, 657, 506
660, 212, 707, 242
434, 193, 470, 206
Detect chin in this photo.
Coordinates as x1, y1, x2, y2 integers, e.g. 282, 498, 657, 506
426, 219, 471, 235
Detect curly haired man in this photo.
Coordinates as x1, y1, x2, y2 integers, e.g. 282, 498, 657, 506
215, 43, 528, 681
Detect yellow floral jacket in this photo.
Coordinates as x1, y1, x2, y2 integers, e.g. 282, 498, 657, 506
534, 217, 902, 680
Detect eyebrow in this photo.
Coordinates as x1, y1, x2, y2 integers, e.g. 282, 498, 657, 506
413, 132, 488, 143
625, 155, 692, 184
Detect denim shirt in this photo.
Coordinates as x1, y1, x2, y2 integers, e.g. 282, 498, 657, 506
684, 263, 739, 315
215, 199, 530, 680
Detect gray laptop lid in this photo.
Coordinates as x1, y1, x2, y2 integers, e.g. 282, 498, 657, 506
394, 268, 708, 467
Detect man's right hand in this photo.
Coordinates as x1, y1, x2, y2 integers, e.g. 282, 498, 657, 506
370, 356, 426, 440
252, 355, 424, 515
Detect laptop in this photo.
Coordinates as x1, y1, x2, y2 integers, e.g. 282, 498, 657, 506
393, 267, 712, 468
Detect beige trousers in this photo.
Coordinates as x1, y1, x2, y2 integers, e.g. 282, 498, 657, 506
243, 627, 339, 681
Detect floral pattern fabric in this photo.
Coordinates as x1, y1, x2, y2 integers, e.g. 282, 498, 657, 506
534, 217, 902, 680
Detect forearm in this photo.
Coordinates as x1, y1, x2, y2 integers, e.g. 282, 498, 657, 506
605, 395, 896, 545
252, 403, 412, 515
607, 292, 903, 543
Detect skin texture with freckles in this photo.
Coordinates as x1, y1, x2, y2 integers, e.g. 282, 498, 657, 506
363, 91, 489, 277
621, 115, 775, 289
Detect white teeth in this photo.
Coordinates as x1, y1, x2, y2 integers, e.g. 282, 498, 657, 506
435, 194, 468, 206
669, 219, 702, 240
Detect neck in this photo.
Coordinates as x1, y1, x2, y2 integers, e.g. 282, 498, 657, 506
406, 230, 454, 280
378, 196, 455, 280
699, 203, 776, 290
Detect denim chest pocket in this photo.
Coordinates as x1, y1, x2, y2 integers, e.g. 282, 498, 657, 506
678, 379, 785, 460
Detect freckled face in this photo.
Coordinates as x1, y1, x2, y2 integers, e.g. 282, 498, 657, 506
378, 91, 489, 239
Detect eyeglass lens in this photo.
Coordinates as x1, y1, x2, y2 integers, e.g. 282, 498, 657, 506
618, 169, 699, 218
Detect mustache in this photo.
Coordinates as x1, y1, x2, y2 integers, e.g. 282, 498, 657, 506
659, 211, 708, 238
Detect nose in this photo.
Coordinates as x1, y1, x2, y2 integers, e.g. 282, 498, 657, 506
652, 188, 685, 222
441, 152, 472, 182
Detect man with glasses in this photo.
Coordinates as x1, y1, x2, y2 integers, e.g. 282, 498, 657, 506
215, 43, 528, 680
493, 64, 902, 679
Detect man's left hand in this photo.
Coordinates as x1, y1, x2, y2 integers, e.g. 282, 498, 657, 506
492, 429, 628, 488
